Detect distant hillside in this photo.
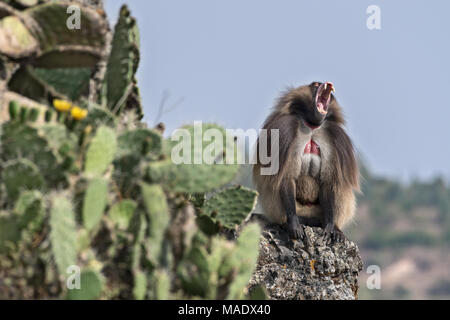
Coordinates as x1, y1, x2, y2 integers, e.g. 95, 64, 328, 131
347, 164, 450, 299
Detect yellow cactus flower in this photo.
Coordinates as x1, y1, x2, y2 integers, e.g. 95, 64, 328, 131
53, 99, 72, 112
71, 106, 88, 120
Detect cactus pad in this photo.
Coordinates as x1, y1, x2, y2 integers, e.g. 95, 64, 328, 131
67, 269, 103, 300
84, 126, 117, 176
82, 178, 108, 231
49, 194, 78, 278
202, 186, 258, 230
109, 199, 137, 230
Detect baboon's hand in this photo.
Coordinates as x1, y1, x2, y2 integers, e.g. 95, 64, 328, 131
286, 217, 305, 240
324, 223, 345, 244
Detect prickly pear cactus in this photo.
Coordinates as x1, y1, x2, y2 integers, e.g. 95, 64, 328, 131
104, 5, 141, 117
49, 194, 78, 278
202, 186, 258, 230
0, 1, 263, 300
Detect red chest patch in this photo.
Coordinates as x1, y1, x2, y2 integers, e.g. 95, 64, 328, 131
304, 140, 320, 156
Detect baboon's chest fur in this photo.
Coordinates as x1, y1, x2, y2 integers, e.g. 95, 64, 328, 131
296, 139, 322, 206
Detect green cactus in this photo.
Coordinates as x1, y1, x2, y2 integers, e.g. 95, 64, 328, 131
14, 190, 44, 232
0, 190, 44, 253
177, 224, 261, 300
7, 66, 47, 103
0, 2, 263, 301
38, 123, 78, 155
133, 270, 147, 300
31, 67, 92, 101
82, 178, 108, 232
84, 126, 117, 176
130, 211, 148, 299
146, 123, 241, 193
66, 269, 103, 300
49, 194, 78, 278
26, 2, 108, 66
28, 107, 39, 121
104, 5, 141, 116
8, 100, 19, 120
202, 186, 258, 230
45, 109, 54, 122
196, 214, 220, 236
109, 199, 137, 230
3, 2, 109, 102
153, 270, 171, 300
249, 285, 268, 300
1, 122, 65, 186
178, 245, 210, 297
117, 128, 162, 159
19, 106, 28, 123
0, 215, 21, 253
225, 223, 261, 299
80, 105, 117, 128
2, 159, 44, 202
141, 183, 169, 264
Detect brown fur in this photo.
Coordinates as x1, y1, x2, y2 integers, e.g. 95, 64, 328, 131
296, 176, 320, 204
253, 84, 359, 230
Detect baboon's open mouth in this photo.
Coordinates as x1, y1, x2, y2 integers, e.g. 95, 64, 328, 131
315, 82, 335, 115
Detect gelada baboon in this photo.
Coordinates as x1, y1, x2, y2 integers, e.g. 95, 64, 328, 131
253, 82, 359, 243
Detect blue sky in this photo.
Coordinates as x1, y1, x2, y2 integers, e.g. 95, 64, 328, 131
105, 0, 450, 180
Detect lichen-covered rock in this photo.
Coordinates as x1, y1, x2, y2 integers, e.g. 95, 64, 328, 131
248, 215, 363, 300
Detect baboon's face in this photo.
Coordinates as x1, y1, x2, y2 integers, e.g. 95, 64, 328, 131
290, 81, 335, 127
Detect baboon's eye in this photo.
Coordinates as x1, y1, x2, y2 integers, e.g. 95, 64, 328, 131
311, 82, 320, 88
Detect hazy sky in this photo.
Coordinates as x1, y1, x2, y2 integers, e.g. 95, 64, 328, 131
105, 0, 450, 180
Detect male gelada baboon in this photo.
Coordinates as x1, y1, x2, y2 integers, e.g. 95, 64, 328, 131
253, 82, 359, 243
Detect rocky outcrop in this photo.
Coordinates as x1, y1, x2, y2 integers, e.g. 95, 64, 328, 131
248, 215, 363, 300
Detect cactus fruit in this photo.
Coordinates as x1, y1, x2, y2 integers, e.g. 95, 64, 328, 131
28, 107, 39, 121
8, 100, 19, 120
44, 109, 53, 122
19, 106, 28, 122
